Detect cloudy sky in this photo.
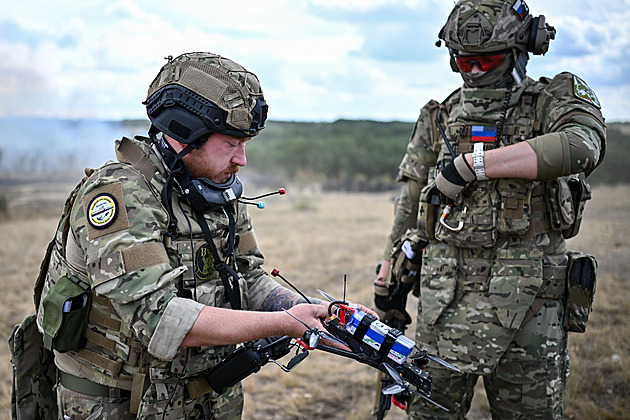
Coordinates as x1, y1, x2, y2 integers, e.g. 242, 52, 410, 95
2, 0, 628, 123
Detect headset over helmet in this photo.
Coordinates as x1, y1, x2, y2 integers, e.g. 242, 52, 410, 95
144, 52, 268, 147
438, 0, 555, 55
437, 0, 556, 86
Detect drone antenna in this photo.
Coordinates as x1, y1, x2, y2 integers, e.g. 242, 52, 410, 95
343, 274, 347, 302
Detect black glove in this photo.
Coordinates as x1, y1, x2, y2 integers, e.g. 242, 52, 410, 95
434, 154, 475, 199
374, 282, 412, 326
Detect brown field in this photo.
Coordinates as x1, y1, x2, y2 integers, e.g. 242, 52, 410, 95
0, 179, 629, 420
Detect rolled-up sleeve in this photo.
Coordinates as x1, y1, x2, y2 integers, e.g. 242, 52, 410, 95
147, 297, 205, 361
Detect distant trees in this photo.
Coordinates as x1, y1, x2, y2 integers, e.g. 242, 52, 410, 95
246, 120, 412, 191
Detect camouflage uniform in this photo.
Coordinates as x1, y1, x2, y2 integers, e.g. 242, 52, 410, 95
384, 48, 606, 420
36, 134, 281, 419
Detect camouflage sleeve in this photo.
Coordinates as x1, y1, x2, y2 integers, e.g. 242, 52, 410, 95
532, 72, 606, 177
397, 101, 439, 183
71, 162, 185, 352
234, 204, 281, 311
382, 178, 422, 259
384, 101, 438, 258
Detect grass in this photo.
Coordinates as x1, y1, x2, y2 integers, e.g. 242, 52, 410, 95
0, 180, 628, 420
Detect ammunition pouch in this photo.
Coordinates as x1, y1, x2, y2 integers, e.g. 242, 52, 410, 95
497, 178, 533, 236
564, 251, 597, 333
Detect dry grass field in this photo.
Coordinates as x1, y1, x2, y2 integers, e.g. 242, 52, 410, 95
0, 178, 628, 420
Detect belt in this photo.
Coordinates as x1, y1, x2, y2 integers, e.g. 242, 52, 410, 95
59, 371, 132, 399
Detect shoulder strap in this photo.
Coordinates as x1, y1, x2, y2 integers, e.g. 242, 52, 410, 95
116, 137, 159, 181
33, 172, 90, 309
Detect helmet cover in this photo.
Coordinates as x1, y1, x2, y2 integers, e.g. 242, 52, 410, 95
144, 52, 268, 144
439, 0, 535, 54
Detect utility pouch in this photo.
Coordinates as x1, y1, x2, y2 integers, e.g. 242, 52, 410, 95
546, 177, 575, 232
434, 181, 497, 249
418, 183, 440, 241
41, 275, 91, 352
562, 175, 592, 239
565, 251, 597, 333
497, 178, 533, 235
9, 314, 58, 420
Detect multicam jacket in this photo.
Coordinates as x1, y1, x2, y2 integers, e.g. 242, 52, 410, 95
35, 135, 280, 413
387, 72, 606, 374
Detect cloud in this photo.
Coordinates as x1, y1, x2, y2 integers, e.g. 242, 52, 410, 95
0, 0, 628, 122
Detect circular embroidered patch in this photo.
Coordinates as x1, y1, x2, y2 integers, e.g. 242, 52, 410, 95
195, 244, 215, 280
88, 193, 118, 229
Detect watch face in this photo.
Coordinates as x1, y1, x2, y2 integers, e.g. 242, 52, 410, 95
87, 193, 118, 229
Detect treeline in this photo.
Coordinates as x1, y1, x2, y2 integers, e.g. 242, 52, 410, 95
246, 119, 412, 191
246, 120, 629, 190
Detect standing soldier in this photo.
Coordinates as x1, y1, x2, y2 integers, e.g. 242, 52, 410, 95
375, 1, 606, 418
11, 51, 372, 419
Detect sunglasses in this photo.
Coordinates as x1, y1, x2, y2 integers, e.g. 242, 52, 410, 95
454, 52, 508, 73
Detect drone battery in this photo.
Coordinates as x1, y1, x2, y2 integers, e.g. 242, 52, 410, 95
346, 309, 415, 364
347, 310, 386, 349
389, 335, 415, 364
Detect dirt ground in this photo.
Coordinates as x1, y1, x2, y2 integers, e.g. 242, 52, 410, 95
0, 181, 628, 419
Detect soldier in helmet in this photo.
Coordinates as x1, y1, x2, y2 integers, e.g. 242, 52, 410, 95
30, 52, 372, 419
374, 1, 606, 418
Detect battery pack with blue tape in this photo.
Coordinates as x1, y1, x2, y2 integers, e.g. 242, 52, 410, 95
346, 308, 414, 364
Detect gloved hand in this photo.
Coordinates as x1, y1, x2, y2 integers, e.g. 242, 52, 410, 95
434, 154, 476, 199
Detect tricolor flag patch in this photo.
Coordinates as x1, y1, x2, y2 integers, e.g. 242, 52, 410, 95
471, 126, 497, 142
512, 0, 529, 20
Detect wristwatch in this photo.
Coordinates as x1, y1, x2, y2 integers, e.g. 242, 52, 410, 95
472, 142, 488, 181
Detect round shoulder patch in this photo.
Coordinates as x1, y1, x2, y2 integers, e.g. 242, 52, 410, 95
88, 193, 118, 229
573, 75, 601, 109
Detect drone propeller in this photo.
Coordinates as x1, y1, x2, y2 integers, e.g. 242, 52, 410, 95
409, 347, 460, 372
316, 289, 336, 303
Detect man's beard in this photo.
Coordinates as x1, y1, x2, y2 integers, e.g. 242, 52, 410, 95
189, 163, 240, 181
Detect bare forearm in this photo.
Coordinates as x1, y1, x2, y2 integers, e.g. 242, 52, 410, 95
465, 141, 538, 179
181, 306, 292, 347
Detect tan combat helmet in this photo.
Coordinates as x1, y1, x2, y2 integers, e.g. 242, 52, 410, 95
438, 0, 555, 55
144, 52, 268, 145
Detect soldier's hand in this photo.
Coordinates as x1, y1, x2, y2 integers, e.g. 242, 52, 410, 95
435, 154, 476, 199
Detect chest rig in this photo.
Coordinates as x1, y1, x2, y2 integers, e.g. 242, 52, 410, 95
421, 80, 564, 248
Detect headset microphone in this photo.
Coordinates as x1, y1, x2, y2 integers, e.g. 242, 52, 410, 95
239, 188, 286, 209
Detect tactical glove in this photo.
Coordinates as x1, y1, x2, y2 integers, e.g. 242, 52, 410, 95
434, 154, 476, 199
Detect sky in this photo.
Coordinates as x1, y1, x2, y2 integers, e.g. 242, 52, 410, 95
1, 0, 629, 123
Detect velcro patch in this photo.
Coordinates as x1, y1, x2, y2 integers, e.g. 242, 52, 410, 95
83, 182, 130, 240
573, 75, 601, 109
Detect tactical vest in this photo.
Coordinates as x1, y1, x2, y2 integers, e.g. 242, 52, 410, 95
35, 137, 254, 405
419, 79, 586, 249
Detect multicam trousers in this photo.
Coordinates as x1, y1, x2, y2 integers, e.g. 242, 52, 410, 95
408, 300, 569, 420
56, 381, 244, 420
